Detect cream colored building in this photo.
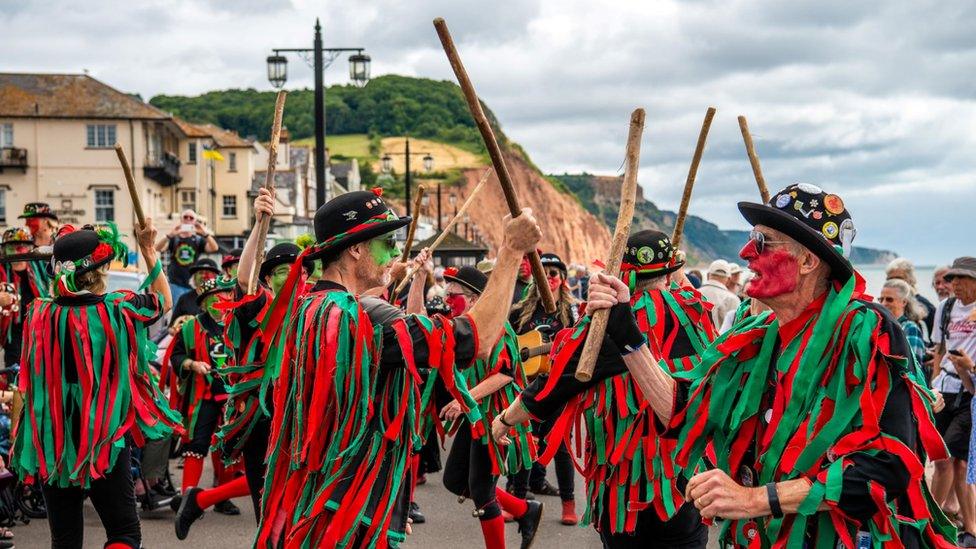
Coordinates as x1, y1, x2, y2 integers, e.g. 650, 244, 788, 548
0, 73, 256, 250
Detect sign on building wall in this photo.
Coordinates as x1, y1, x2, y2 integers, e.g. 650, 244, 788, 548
47, 195, 87, 224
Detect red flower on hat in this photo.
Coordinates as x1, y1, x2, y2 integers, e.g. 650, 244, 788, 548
444, 267, 459, 277
91, 243, 112, 262
57, 225, 77, 239
371, 187, 383, 197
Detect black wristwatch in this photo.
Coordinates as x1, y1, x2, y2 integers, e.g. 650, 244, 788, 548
766, 482, 783, 518
498, 410, 514, 427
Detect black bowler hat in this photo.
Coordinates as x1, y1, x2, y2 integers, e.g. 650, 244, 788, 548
19, 202, 59, 221
621, 229, 684, 278
222, 248, 243, 270
540, 253, 567, 274
738, 183, 855, 282
260, 242, 302, 279
52, 229, 113, 276
188, 258, 220, 276
309, 188, 410, 260
443, 266, 488, 295
195, 276, 236, 304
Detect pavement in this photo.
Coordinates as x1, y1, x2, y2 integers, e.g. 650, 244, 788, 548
13, 438, 608, 549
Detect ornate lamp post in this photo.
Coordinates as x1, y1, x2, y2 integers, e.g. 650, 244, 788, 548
267, 19, 370, 208
380, 138, 433, 217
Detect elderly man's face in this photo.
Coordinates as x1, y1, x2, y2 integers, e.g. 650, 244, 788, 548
951, 276, 976, 304
933, 270, 953, 300
739, 225, 801, 300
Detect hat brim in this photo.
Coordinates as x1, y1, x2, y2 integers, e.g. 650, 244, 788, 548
737, 202, 854, 282
945, 269, 976, 281
72, 255, 113, 276
260, 254, 299, 280
632, 260, 685, 280
444, 273, 484, 295
307, 217, 411, 260
188, 265, 221, 276
196, 287, 234, 305
221, 258, 241, 269
19, 213, 59, 221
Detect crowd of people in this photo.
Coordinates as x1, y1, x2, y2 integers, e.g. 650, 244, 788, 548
0, 180, 970, 549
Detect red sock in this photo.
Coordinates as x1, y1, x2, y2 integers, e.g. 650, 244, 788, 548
105, 544, 133, 549
479, 515, 506, 549
495, 487, 528, 518
182, 455, 204, 493
196, 475, 251, 510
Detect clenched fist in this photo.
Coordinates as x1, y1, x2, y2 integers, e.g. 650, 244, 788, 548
502, 208, 542, 254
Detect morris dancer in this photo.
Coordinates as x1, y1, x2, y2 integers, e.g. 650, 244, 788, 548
0, 228, 42, 370
12, 221, 181, 549
19, 201, 58, 297
563, 184, 955, 547
494, 230, 715, 548
222, 247, 243, 278
439, 266, 541, 549
255, 188, 542, 548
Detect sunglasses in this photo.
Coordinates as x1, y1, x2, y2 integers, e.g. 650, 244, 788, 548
546, 269, 563, 278
748, 229, 789, 255
182, 215, 196, 221
877, 296, 898, 304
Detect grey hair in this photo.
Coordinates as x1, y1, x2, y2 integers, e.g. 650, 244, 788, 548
885, 258, 917, 287
883, 278, 926, 322
634, 274, 668, 293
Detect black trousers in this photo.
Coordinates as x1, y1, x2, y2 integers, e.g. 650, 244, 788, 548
443, 421, 501, 520
598, 496, 707, 549
241, 417, 270, 520
510, 413, 575, 501
41, 446, 141, 549
181, 398, 224, 456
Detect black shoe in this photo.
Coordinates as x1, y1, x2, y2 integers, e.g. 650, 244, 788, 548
170, 494, 182, 513
154, 481, 177, 497
141, 491, 173, 511
213, 499, 241, 516
408, 502, 426, 524
175, 487, 204, 540
516, 500, 543, 549
960, 532, 976, 548
529, 481, 560, 497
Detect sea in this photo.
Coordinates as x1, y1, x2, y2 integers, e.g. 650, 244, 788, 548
857, 264, 938, 303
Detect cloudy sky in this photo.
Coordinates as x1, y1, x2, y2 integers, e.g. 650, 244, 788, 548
4, 0, 975, 263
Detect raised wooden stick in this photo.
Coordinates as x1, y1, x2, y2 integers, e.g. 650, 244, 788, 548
671, 107, 716, 249
247, 90, 287, 294
576, 109, 645, 382
402, 185, 426, 258
737, 115, 770, 204
393, 169, 491, 296
433, 17, 556, 313
114, 143, 146, 228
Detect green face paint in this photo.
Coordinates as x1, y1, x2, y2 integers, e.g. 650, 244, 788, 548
268, 264, 291, 295
203, 292, 228, 321
368, 235, 401, 267
226, 265, 239, 278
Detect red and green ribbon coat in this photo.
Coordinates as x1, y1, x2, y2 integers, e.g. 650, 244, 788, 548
12, 291, 183, 488
672, 276, 956, 548
212, 287, 274, 462
159, 316, 222, 443
534, 284, 716, 534
255, 289, 481, 549
449, 323, 536, 476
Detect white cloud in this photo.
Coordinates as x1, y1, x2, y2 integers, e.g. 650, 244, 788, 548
2, 0, 974, 263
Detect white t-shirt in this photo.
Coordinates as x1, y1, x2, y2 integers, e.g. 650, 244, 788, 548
699, 280, 741, 330
932, 298, 976, 394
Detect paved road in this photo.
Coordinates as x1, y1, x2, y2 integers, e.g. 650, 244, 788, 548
14, 439, 605, 549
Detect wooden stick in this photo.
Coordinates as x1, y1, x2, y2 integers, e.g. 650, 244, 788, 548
433, 17, 556, 314
576, 109, 646, 382
402, 185, 426, 258
671, 107, 716, 249
247, 90, 287, 294
393, 169, 491, 296
737, 115, 770, 204
114, 143, 146, 228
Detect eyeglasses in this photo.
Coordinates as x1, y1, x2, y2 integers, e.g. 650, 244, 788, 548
546, 269, 563, 278
749, 230, 789, 255
182, 215, 196, 221
877, 296, 898, 304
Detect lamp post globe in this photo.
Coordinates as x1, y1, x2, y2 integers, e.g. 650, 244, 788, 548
266, 55, 288, 89
348, 53, 371, 87
381, 154, 393, 174
422, 153, 434, 173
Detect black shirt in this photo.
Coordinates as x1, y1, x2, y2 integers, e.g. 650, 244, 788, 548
3, 269, 40, 366
166, 235, 207, 288
169, 290, 201, 326
169, 312, 227, 397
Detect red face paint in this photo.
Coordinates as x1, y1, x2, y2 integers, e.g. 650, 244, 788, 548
547, 275, 562, 293
25, 218, 40, 235
518, 258, 531, 280
741, 245, 799, 299
445, 293, 467, 318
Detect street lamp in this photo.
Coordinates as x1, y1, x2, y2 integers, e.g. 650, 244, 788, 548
267, 19, 370, 208
381, 137, 433, 217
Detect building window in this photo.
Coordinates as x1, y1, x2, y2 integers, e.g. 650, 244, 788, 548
0, 189, 6, 225
228, 152, 237, 172
95, 189, 115, 222
188, 141, 197, 164
0, 124, 12, 148
222, 195, 237, 218
86, 124, 117, 148
179, 190, 196, 213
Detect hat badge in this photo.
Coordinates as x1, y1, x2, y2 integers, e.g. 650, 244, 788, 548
343, 211, 358, 221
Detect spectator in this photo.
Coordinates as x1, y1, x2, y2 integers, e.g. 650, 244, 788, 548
155, 210, 218, 303
880, 279, 927, 367
567, 266, 582, 300
686, 269, 703, 289
427, 266, 447, 301
886, 257, 936, 336
698, 259, 741, 328
930, 256, 976, 545
725, 263, 744, 294
934, 265, 954, 301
